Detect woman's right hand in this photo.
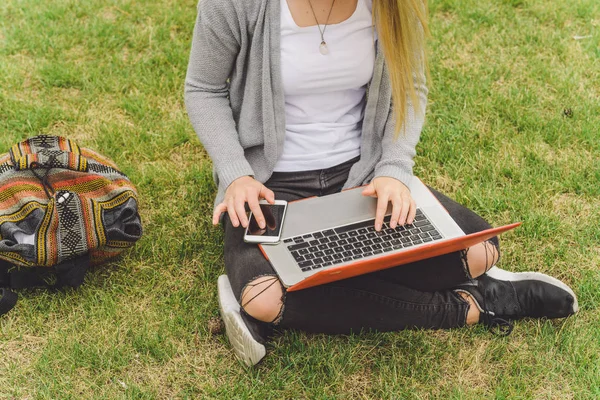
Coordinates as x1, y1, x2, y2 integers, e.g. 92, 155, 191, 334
212, 176, 275, 229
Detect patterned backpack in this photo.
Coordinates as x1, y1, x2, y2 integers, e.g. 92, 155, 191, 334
0, 135, 142, 316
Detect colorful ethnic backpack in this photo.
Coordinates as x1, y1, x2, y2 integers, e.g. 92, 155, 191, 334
0, 135, 142, 316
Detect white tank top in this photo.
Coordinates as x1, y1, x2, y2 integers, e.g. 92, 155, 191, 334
274, 0, 376, 172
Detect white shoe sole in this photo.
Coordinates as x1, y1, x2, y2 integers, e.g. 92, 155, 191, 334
486, 266, 579, 313
218, 275, 266, 367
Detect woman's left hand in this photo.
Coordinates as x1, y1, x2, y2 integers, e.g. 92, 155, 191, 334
362, 177, 416, 231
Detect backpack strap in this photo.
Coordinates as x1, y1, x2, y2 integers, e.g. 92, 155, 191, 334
0, 288, 17, 316
0, 261, 17, 316
0, 261, 11, 287
54, 255, 90, 288
0, 255, 90, 317
9, 267, 52, 289
7, 255, 90, 290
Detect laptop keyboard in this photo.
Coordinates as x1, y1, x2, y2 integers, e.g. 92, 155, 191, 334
283, 209, 444, 272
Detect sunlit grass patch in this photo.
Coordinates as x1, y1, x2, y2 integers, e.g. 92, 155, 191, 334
0, 0, 598, 397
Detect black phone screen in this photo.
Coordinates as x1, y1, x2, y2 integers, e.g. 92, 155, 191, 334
247, 204, 286, 237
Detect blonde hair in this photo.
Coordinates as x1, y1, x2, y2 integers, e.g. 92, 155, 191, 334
372, 0, 429, 136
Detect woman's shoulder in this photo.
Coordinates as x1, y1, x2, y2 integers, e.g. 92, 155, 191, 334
198, 0, 268, 29
199, 0, 266, 15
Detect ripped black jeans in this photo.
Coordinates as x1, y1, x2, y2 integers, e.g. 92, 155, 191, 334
223, 157, 499, 335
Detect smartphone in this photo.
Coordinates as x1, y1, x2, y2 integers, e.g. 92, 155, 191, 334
243, 200, 288, 244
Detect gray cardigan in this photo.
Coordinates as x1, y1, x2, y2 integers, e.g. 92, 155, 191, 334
184, 0, 427, 206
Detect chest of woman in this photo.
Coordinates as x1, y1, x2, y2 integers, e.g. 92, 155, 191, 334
279, 0, 375, 95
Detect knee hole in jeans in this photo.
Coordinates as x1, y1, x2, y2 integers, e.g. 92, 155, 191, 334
462, 240, 501, 279
240, 275, 285, 324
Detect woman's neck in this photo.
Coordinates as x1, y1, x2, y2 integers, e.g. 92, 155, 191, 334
284, 0, 359, 27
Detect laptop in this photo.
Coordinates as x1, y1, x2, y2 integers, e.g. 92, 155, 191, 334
259, 177, 520, 292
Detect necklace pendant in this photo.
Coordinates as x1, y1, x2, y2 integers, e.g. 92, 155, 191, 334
319, 41, 329, 55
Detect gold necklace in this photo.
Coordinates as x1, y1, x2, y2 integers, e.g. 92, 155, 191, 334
306, 0, 337, 55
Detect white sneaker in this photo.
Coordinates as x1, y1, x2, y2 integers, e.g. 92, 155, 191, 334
218, 275, 266, 367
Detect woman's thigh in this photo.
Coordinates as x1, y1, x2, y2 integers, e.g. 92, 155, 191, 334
428, 187, 498, 246
223, 189, 303, 300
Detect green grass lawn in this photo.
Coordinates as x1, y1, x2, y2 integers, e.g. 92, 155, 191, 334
0, 0, 599, 398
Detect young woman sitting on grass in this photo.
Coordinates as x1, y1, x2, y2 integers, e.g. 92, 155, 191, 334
185, 0, 578, 366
